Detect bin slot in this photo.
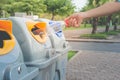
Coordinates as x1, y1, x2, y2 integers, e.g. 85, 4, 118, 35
0, 30, 11, 48
31, 26, 45, 39
0, 20, 15, 55
31, 26, 39, 35
26, 22, 47, 44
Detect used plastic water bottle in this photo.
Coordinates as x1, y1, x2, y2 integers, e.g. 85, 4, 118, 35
49, 21, 65, 38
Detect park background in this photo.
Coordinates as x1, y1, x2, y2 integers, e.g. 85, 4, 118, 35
0, 0, 120, 37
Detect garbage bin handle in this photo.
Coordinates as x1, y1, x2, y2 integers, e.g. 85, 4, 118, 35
26, 54, 61, 69
55, 46, 71, 55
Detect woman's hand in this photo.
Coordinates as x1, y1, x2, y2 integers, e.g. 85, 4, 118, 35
65, 12, 86, 27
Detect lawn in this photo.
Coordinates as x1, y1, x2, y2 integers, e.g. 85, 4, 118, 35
80, 33, 107, 39
64, 24, 107, 31
68, 50, 77, 60
64, 24, 92, 30
80, 29, 120, 39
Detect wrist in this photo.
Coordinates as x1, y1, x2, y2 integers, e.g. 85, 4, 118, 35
79, 12, 88, 19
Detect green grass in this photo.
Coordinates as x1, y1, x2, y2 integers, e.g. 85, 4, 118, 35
80, 30, 120, 39
64, 24, 92, 30
80, 33, 107, 39
64, 24, 108, 31
68, 50, 77, 60
105, 30, 120, 35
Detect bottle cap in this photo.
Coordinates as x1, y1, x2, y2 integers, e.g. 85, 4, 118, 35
64, 19, 69, 27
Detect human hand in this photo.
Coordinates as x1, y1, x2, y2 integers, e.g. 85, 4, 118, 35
65, 12, 85, 27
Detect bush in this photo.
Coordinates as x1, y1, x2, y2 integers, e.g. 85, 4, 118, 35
64, 24, 91, 30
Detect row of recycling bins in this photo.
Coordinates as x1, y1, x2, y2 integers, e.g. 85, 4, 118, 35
0, 17, 70, 80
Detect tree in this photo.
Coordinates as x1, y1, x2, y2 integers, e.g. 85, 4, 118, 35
0, 0, 10, 17
3, 2, 23, 16
2, 0, 46, 16
90, 0, 100, 34
105, 15, 112, 32
82, 0, 116, 34
19, 0, 46, 15
112, 13, 119, 31
44, 0, 75, 20
100, 0, 114, 32
81, 0, 101, 34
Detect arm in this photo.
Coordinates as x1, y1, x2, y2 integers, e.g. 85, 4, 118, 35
83, 2, 120, 19
65, 1, 120, 27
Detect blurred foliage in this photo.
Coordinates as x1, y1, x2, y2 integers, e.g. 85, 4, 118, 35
0, 0, 75, 20
64, 24, 92, 30
1, 0, 46, 16
44, 0, 75, 20
81, 0, 120, 33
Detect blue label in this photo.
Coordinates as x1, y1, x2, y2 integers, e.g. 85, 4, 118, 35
49, 21, 54, 25
49, 21, 63, 38
56, 31, 62, 37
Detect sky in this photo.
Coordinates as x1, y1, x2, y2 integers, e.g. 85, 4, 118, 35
72, 0, 88, 11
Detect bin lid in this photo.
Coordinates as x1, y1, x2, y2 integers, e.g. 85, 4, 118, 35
0, 20, 15, 55
26, 21, 47, 44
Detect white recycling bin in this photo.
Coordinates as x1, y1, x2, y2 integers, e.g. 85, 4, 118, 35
7, 17, 59, 80
36, 18, 70, 80
0, 20, 39, 80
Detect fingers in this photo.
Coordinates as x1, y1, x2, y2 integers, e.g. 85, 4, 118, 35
65, 13, 83, 27
67, 18, 81, 27
65, 17, 78, 27
76, 18, 83, 27
69, 18, 76, 27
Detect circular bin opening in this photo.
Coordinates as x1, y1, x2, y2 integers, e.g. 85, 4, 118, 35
26, 21, 47, 44
0, 20, 15, 55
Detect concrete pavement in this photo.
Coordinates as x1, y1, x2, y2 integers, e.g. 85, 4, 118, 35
64, 27, 120, 39
65, 27, 120, 80
66, 50, 120, 80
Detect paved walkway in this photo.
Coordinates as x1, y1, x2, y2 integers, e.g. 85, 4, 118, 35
65, 27, 120, 80
66, 50, 120, 80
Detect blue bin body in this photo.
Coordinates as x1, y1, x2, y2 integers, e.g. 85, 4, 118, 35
0, 17, 69, 80
0, 20, 39, 80
8, 17, 59, 80
35, 18, 70, 80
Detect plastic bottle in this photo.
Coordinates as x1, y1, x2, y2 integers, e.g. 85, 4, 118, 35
64, 19, 69, 27
49, 21, 65, 38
